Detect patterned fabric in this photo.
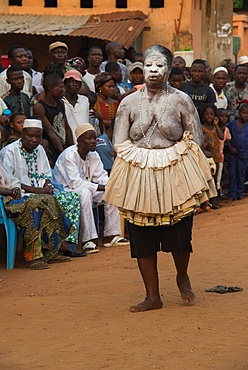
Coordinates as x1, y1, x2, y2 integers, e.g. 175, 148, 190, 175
54, 190, 80, 245
3, 194, 73, 262
94, 100, 118, 126
225, 85, 248, 121
202, 126, 221, 163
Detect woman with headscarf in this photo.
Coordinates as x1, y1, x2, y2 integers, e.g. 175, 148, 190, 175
94, 72, 119, 131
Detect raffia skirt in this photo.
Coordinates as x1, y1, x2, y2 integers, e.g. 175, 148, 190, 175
104, 132, 217, 226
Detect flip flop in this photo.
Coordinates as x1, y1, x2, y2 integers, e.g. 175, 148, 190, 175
48, 255, 71, 263
82, 241, 99, 254
103, 236, 129, 248
26, 259, 50, 270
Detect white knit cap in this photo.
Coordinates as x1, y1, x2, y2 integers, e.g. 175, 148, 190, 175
23, 119, 43, 129
75, 123, 95, 140
213, 67, 228, 75
237, 55, 248, 65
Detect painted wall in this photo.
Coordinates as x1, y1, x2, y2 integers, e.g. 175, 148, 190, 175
6, 0, 193, 52
233, 14, 248, 57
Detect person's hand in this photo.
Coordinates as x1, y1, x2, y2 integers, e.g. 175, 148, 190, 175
42, 180, 54, 194
0, 115, 9, 126
34, 187, 47, 195
90, 110, 104, 121
11, 187, 21, 200
213, 117, 219, 125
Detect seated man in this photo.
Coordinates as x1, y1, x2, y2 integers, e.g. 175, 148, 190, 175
0, 119, 74, 269
53, 123, 129, 253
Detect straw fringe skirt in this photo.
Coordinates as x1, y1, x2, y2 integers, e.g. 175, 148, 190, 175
104, 132, 216, 226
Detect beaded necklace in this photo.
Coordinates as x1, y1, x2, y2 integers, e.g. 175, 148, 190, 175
19, 142, 46, 187
139, 86, 168, 149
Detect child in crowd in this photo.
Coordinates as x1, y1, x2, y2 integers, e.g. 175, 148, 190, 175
216, 108, 231, 197
5, 112, 26, 145
1, 66, 30, 118
199, 104, 224, 208
168, 67, 184, 90
227, 103, 248, 201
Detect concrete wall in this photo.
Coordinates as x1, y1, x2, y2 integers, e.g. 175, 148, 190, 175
200, 0, 233, 69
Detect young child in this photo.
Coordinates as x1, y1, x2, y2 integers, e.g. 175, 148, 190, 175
168, 67, 184, 90
5, 112, 26, 145
199, 104, 224, 208
227, 103, 248, 201
1, 66, 30, 118
216, 108, 231, 197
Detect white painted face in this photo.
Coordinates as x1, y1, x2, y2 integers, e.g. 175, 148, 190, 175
143, 52, 169, 88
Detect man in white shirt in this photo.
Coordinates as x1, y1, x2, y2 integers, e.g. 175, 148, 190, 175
53, 123, 129, 253
82, 46, 103, 92
0, 45, 33, 99
63, 69, 89, 143
209, 67, 228, 109
25, 48, 43, 95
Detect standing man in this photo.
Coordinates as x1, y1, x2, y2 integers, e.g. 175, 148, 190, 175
100, 42, 128, 84
49, 41, 68, 76
82, 46, 103, 92
24, 48, 43, 96
63, 69, 89, 143
0, 45, 32, 98
33, 74, 73, 166
225, 64, 248, 121
181, 59, 216, 109
209, 67, 229, 109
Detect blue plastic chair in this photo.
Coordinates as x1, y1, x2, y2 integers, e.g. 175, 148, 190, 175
0, 195, 18, 270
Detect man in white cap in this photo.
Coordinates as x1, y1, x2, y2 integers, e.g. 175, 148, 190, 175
63, 69, 89, 144
209, 67, 229, 109
237, 55, 248, 67
0, 118, 74, 268
53, 123, 129, 253
49, 41, 68, 76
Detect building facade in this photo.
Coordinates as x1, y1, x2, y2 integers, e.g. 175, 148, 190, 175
0, 0, 233, 70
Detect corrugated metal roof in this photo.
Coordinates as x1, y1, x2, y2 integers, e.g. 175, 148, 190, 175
0, 11, 147, 48
87, 10, 147, 22
0, 14, 89, 36
71, 19, 147, 49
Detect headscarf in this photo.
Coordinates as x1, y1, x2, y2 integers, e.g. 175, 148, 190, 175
94, 72, 116, 93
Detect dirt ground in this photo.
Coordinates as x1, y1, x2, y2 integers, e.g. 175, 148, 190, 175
1, 198, 248, 370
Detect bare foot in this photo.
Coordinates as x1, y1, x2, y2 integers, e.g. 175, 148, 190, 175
129, 297, 163, 313
177, 275, 196, 305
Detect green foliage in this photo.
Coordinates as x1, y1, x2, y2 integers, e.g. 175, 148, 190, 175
233, 0, 243, 8
180, 46, 192, 51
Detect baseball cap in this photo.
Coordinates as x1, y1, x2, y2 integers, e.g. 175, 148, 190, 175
237, 55, 248, 65
63, 69, 82, 82
130, 62, 144, 73
49, 41, 68, 52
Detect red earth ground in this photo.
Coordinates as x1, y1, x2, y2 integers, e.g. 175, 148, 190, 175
1, 198, 248, 369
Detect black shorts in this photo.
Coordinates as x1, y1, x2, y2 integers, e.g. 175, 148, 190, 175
127, 215, 193, 258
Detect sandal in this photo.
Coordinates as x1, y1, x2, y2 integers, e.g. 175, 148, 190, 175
63, 250, 87, 257
103, 236, 129, 248
26, 259, 50, 270
47, 255, 71, 263
82, 241, 99, 254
